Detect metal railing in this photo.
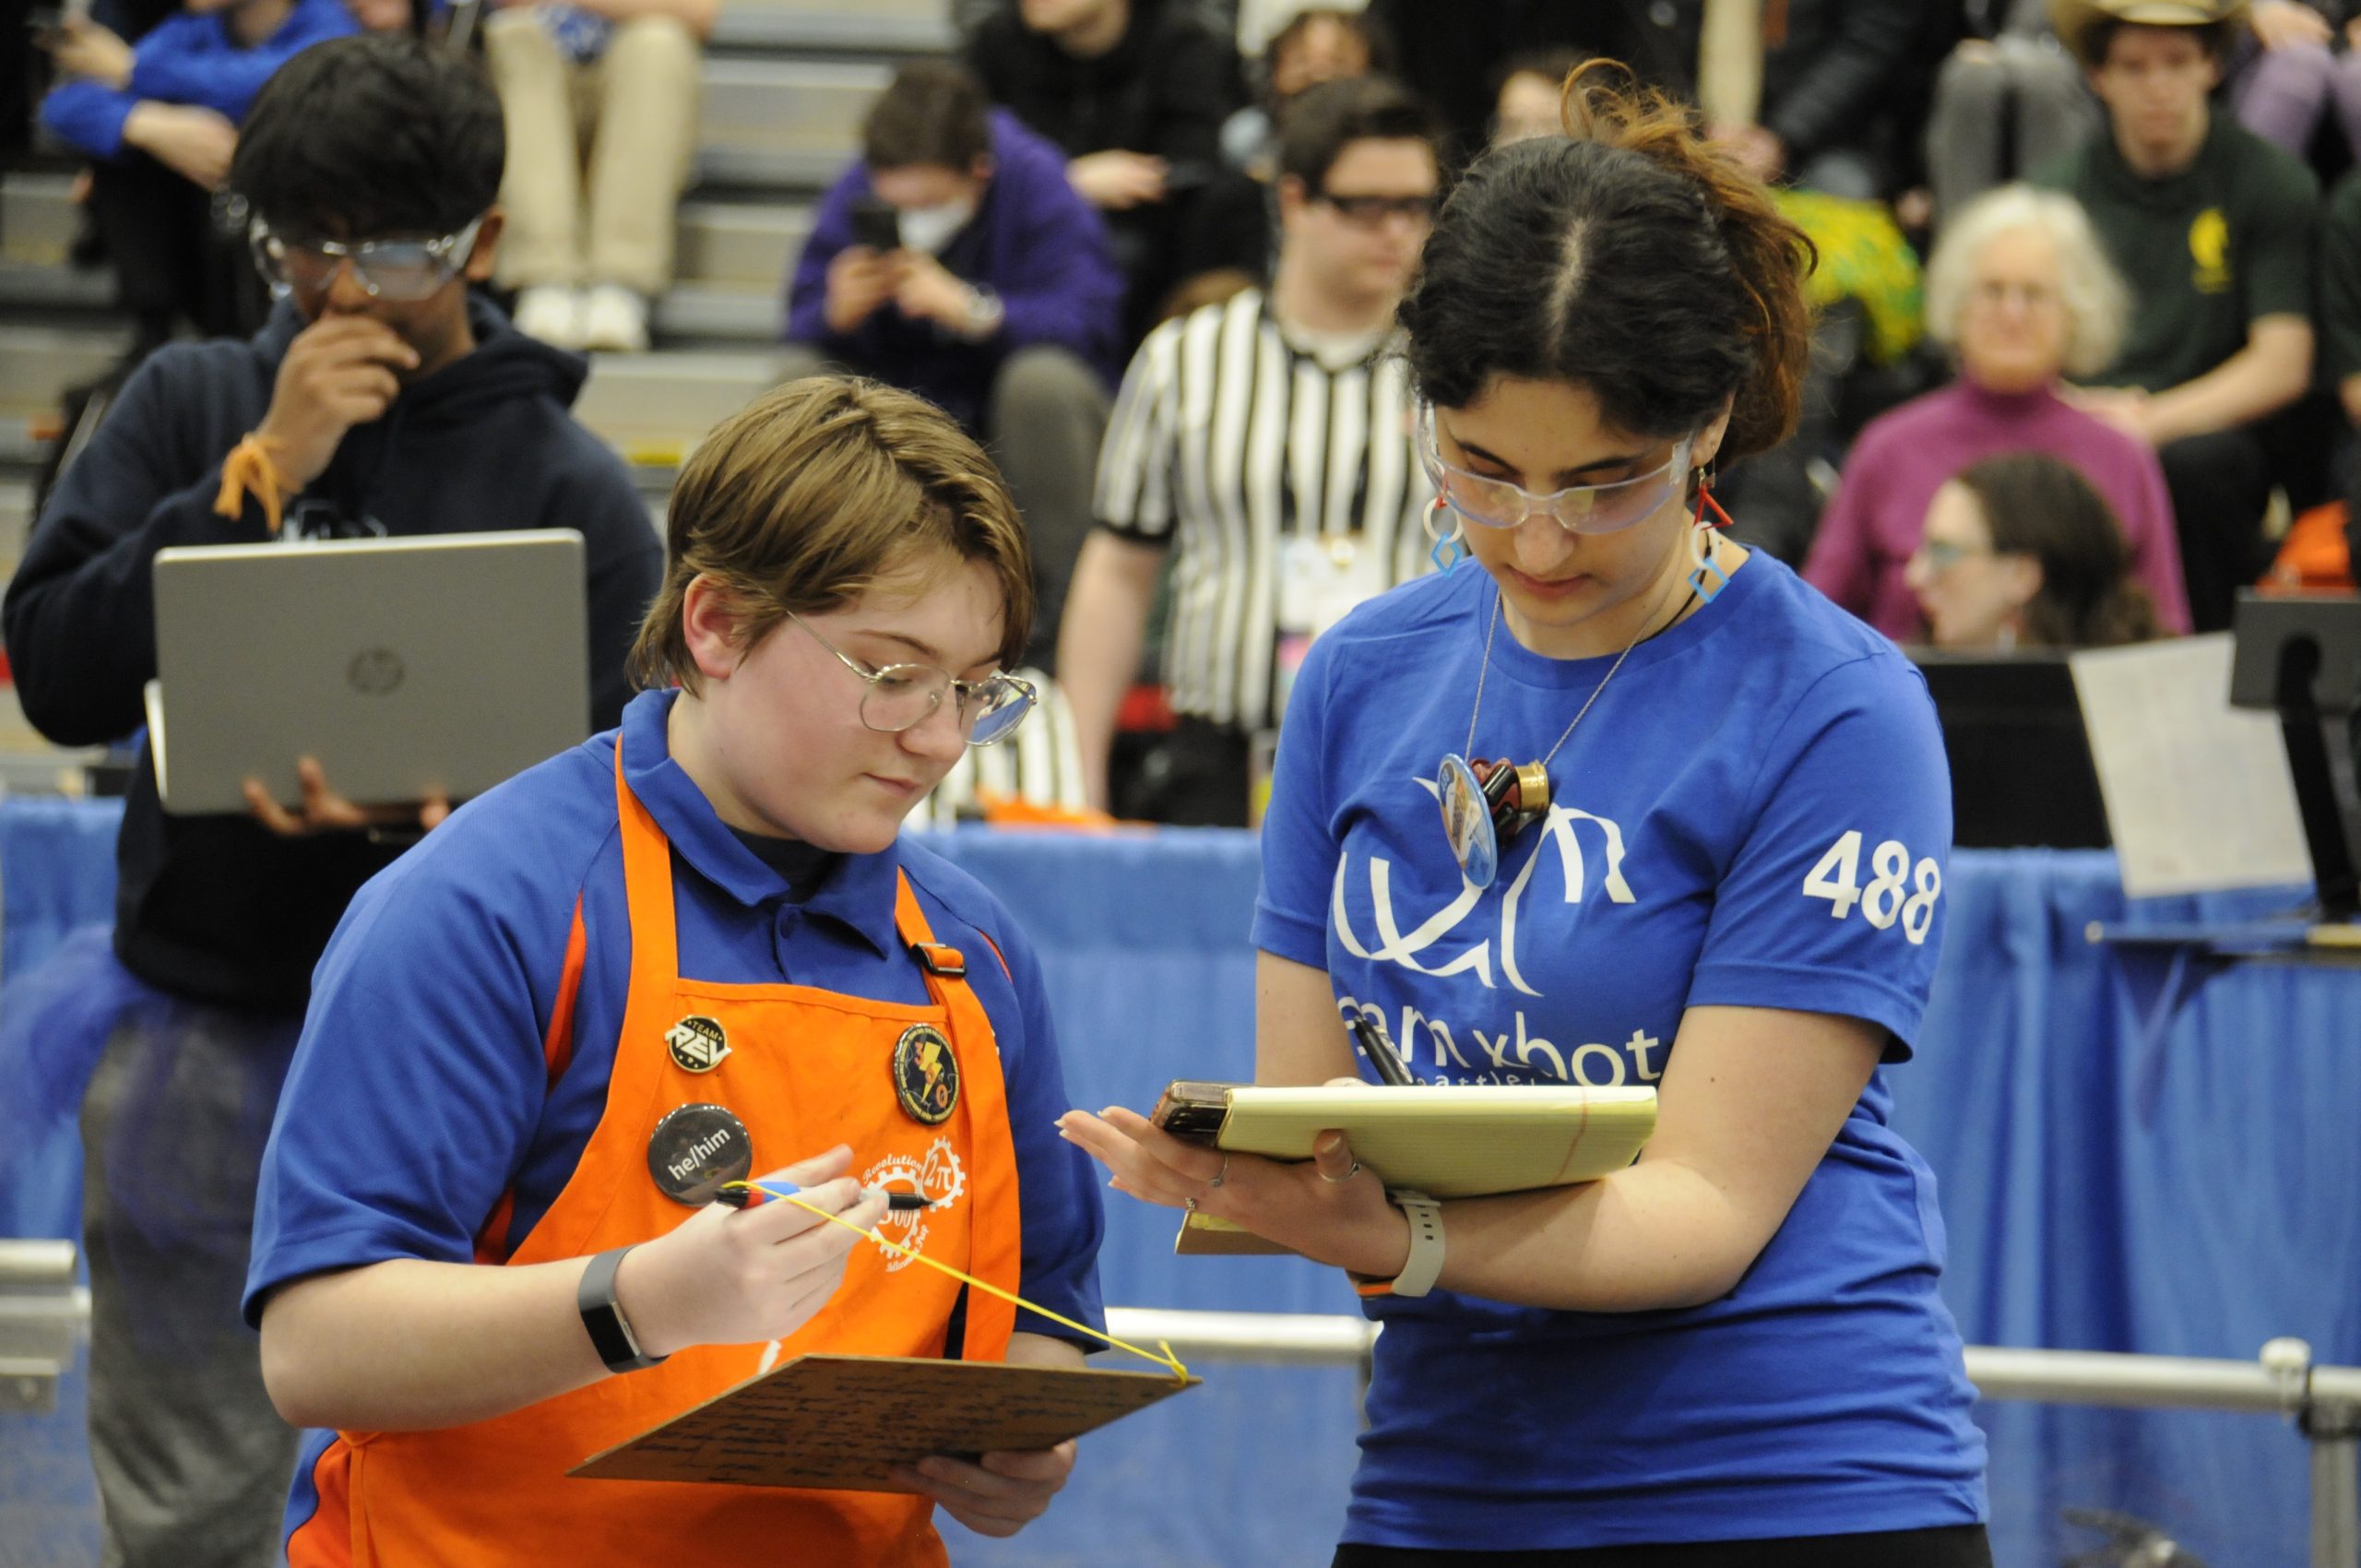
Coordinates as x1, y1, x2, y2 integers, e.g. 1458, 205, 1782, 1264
6, 1258, 2353, 1565
1106, 1307, 2361, 1568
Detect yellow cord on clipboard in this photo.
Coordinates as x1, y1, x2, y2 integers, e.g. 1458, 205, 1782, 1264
722, 1180, 1190, 1382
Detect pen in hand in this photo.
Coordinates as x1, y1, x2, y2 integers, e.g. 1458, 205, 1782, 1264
1348, 1015, 1418, 1087
718, 1180, 936, 1213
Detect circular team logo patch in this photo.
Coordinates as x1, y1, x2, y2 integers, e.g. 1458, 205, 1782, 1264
892, 1024, 960, 1126
665, 1015, 731, 1075
647, 1102, 753, 1206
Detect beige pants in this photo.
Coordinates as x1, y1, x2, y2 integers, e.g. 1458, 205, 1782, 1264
484, 8, 701, 296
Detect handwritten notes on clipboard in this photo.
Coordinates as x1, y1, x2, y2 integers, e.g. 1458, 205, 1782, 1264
570, 1354, 1196, 1491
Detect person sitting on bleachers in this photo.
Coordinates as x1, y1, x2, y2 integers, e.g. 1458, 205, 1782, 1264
1908, 450, 2163, 647
1806, 184, 2190, 639
1056, 75, 1440, 825
965, 0, 1238, 339
0, 36, 660, 1568
2034, 0, 2323, 633
1706, 0, 1922, 199
37, 0, 358, 352
784, 59, 1121, 671
481, 0, 711, 353
2227, 1, 2361, 165
1220, 3, 1392, 172
1924, 0, 2102, 227
1490, 46, 1592, 146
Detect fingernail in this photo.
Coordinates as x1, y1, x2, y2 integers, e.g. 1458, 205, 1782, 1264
1316, 1134, 1341, 1155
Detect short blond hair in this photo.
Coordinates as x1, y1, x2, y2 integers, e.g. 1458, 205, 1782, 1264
1925, 184, 2130, 381
630, 376, 1034, 693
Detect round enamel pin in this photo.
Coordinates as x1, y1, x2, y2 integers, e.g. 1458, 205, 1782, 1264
665, 1015, 731, 1075
1437, 753, 1499, 889
891, 1024, 959, 1126
647, 1102, 753, 1206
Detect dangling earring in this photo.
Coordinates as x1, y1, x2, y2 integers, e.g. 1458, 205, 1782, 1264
1687, 466, 1731, 603
1423, 496, 1468, 571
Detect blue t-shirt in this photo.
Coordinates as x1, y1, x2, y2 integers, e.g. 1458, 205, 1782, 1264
246, 690, 1107, 1536
1252, 553, 1987, 1550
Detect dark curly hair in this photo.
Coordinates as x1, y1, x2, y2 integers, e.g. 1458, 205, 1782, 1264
1398, 62, 1816, 464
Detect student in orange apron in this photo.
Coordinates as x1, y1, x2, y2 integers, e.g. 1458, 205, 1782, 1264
243, 375, 1108, 1565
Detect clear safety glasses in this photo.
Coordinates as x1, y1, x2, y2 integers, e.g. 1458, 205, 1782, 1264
248, 215, 485, 302
789, 612, 1036, 747
1418, 405, 1693, 537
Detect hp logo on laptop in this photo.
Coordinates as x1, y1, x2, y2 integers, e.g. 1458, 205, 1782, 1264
347, 648, 407, 696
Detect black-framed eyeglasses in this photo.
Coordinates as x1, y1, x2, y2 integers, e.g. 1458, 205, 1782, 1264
248, 214, 485, 302
789, 612, 1036, 746
1312, 190, 1437, 227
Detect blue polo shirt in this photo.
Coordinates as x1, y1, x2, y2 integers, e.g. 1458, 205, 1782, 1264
1253, 553, 1987, 1550
245, 684, 1106, 1334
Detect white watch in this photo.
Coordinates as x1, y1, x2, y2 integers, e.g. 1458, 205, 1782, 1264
1353, 1190, 1444, 1299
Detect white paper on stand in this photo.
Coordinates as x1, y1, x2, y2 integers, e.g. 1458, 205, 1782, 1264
2069, 634, 2313, 897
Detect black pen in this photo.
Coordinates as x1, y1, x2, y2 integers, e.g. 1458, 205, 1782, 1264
1348, 1015, 1418, 1087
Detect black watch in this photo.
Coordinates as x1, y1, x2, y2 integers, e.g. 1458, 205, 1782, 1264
577, 1245, 669, 1374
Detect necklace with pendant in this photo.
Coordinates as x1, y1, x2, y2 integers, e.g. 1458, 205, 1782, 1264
1437, 561, 1696, 889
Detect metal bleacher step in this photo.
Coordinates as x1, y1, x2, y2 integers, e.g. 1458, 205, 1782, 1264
1, 172, 80, 268
653, 282, 782, 345
697, 58, 890, 191
0, 325, 126, 420
676, 199, 813, 288
709, 0, 955, 54
572, 349, 786, 465
0, 480, 34, 578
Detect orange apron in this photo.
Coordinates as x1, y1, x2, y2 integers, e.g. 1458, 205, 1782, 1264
289, 742, 1025, 1567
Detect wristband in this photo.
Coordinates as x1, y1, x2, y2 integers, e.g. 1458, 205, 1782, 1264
577, 1244, 669, 1373
1351, 1190, 1443, 1300
214, 433, 294, 538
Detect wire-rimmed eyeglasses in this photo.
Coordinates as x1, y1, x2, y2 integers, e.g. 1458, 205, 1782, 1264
789, 612, 1036, 746
1418, 405, 1693, 537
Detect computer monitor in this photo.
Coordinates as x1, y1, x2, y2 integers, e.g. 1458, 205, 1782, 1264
2228, 591, 2361, 916
1909, 649, 2111, 850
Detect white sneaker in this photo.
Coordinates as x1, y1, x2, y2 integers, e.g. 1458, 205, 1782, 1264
578, 284, 650, 353
513, 285, 585, 350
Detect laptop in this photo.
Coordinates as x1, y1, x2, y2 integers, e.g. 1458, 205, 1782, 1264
1909, 650, 2111, 849
146, 530, 591, 815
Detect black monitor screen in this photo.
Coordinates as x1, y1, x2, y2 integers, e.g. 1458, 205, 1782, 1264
1909, 650, 2111, 850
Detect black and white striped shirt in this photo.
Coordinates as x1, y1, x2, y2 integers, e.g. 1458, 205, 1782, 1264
1092, 288, 1435, 735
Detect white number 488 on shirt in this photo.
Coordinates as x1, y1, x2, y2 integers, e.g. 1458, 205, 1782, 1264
1801, 831, 1941, 945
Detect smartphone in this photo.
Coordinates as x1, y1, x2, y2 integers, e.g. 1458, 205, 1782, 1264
1148, 1079, 1235, 1146
848, 198, 900, 254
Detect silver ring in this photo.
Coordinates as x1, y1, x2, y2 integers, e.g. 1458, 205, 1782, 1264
1206, 1152, 1230, 1189
1321, 1159, 1362, 1185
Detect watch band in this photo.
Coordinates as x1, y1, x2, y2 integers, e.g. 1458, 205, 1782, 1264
1352, 1190, 1445, 1300
577, 1245, 669, 1373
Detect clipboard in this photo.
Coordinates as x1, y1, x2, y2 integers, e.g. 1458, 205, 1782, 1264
571, 1353, 1196, 1491
1157, 1081, 1657, 1256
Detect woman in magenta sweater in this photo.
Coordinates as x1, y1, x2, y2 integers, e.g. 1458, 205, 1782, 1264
1804, 184, 2190, 639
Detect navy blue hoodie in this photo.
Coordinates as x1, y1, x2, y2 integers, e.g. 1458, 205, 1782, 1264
3, 296, 663, 1010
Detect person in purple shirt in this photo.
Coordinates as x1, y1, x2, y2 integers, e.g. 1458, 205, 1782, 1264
1805, 183, 2191, 641
785, 60, 1121, 670
40, 0, 358, 349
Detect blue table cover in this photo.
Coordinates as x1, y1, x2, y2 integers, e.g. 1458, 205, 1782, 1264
2, 800, 2355, 1567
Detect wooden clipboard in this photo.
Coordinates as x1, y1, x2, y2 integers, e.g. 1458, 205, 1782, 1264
571, 1353, 1196, 1491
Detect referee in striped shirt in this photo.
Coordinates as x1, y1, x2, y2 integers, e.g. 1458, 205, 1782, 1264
1058, 77, 1445, 825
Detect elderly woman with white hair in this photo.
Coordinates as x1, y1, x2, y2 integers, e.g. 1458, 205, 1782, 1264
1805, 184, 2191, 639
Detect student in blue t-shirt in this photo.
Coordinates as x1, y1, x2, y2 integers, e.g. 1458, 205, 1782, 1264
1060, 64, 1993, 1566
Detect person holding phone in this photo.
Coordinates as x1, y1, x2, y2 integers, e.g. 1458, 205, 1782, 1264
785, 59, 1121, 671
1058, 63, 1991, 1565
37, 0, 358, 350
246, 374, 1107, 1564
